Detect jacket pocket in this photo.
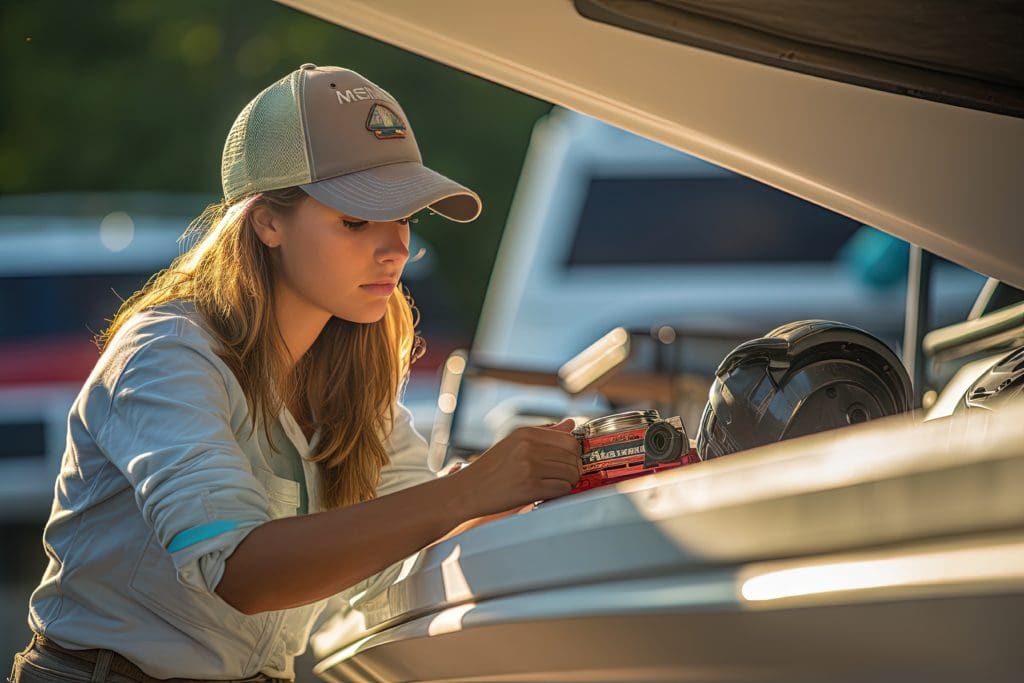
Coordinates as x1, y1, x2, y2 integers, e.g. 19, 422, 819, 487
252, 467, 300, 518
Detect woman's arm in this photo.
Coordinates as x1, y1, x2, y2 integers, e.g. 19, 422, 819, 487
215, 471, 468, 614
216, 419, 580, 615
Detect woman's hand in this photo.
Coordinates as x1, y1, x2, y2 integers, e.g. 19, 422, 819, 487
447, 418, 582, 518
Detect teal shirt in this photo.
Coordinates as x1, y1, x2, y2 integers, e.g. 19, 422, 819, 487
267, 419, 310, 515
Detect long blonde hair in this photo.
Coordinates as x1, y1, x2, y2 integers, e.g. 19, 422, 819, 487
96, 187, 426, 509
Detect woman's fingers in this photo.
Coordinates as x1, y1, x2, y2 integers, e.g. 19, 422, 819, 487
538, 478, 575, 498
541, 457, 583, 482
524, 427, 581, 458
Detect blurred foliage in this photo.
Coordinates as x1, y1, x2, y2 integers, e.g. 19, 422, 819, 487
0, 0, 552, 332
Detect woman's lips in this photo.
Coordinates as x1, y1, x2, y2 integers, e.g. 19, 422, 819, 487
360, 283, 395, 296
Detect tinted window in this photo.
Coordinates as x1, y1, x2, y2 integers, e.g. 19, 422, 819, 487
566, 176, 863, 266
0, 421, 46, 460
0, 272, 153, 341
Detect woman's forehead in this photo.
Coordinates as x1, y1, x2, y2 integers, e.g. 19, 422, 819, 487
301, 195, 361, 220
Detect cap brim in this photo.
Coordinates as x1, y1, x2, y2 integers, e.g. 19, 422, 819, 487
299, 161, 482, 223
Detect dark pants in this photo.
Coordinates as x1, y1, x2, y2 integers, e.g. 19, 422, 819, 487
7, 633, 290, 683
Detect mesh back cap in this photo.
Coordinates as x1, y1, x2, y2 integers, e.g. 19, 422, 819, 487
221, 63, 482, 223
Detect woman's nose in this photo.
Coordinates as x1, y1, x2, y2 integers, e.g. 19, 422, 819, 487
377, 223, 410, 262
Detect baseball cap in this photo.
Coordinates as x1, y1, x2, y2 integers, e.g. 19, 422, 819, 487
221, 63, 482, 223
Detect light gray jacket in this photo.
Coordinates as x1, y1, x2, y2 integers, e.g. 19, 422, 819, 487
28, 299, 440, 679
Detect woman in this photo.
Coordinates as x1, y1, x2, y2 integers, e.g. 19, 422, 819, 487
9, 64, 581, 682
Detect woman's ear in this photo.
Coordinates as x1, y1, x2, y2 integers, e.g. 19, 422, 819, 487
250, 204, 283, 248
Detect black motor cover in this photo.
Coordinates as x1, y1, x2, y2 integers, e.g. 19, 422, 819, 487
697, 320, 913, 460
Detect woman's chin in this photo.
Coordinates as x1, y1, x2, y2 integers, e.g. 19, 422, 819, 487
331, 303, 388, 324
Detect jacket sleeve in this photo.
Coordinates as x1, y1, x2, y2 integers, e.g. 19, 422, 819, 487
92, 333, 273, 596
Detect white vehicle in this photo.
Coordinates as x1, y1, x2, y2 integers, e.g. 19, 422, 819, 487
277, 2, 1024, 682
446, 105, 984, 451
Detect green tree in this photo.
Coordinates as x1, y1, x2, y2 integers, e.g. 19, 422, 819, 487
0, 0, 551, 330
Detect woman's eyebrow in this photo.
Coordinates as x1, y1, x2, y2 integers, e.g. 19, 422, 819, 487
336, 212, 414, 222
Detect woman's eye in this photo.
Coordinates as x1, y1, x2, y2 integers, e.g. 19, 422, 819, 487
342, 215, 418, 229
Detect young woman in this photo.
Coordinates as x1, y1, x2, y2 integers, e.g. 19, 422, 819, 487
9, 64, 582, 682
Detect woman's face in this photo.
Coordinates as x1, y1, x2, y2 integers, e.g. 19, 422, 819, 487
258, 194, 413, 324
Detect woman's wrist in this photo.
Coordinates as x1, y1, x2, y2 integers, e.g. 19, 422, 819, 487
435, 465, 481, 526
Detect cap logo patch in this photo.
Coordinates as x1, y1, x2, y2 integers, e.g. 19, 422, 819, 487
366, 103, 407, 139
